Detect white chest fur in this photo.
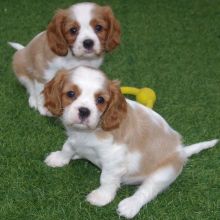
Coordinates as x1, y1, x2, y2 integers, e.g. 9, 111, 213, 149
66, 127, 146, 180
44, 53, 103, 82
68, 129, 118, 168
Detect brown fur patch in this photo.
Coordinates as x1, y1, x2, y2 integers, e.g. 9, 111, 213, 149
43, 69, 69, 116
155, 152, 186, 173
12, 32, 55, 83
95, 91, 110, 112
92, 5, 121, 52
62, 84, 81, 109
47, 9, 70, 56
96, 103, 183, 177
62, 20, 80, 48
12, 8, 79, 83
43, 69, 82, 116
100, 80, 127, 131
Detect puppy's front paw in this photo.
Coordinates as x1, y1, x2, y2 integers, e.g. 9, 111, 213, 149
45, 151, 70, 167
117, 197, 141, 219
28, 96, 37, 109
38, 106, 53, 117
86, 188, 115, 207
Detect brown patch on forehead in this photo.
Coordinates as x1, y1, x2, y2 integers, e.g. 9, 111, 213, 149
91, 5, 109, 22
61, 84, 81, 108
91, 6, 109, 25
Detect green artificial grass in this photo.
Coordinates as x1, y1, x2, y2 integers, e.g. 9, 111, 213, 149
0, 0, 220, 219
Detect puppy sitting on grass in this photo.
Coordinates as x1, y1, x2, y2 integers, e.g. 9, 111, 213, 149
43, 66, 218, 218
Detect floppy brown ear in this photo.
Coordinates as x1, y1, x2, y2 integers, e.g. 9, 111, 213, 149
43, 69, 68, 116
47, 9, 68, 56
103, 6, 121, 52
101, 80, 127, 131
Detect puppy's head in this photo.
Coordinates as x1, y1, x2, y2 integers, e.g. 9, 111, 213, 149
43, 67, 126, 131
47, 3, 120, 57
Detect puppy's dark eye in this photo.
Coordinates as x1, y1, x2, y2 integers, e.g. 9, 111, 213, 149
69, 27, 78, 35
95, 25, 103, 33
66, 91, 76, 98
96, 96, 105, 104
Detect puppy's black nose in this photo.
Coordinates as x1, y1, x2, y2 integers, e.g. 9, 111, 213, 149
83, 39, 94, 49
79, 107, 90, 119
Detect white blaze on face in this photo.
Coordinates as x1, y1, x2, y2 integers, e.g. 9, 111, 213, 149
62, 67, 107, 129
70, 3, 101, 57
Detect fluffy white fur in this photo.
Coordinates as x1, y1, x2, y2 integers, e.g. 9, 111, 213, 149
44, 67, 218, 218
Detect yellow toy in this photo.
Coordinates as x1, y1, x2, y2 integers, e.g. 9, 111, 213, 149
121, 87, 156, 108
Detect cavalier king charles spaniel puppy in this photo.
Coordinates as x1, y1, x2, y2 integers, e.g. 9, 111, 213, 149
9, 2, 120, 115
43, 66, 218, 219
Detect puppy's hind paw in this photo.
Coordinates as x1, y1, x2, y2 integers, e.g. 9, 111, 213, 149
117, 197, 141, 219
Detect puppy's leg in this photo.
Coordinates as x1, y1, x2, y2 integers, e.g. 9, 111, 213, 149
87, 144, 125, 206
34, 81, 52, 116
118, 165, 182, 219
45, 139, 77, 168
18, 76, 37, 109
86, 168, 123, 206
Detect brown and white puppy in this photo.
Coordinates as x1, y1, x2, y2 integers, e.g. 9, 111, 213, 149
43, 66, 218, 219
9, 2, 120, 115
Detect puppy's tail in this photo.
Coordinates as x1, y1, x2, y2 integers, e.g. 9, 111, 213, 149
184, 139, 218, 158
8, 42, 24, 50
